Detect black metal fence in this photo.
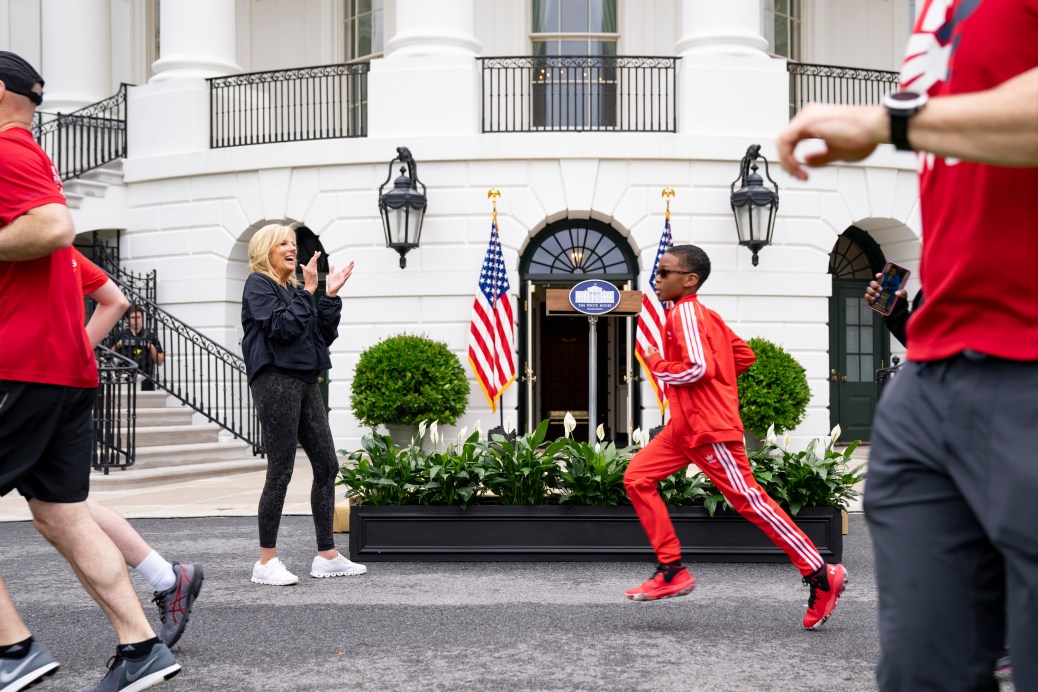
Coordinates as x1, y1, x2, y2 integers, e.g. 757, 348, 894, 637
788, 62, 899, 117
875, 355, 903, 399
32, 84, 129, 181
479, 56, 678, 133
91, 252, 263, 456
93, 346, 138, 473
209, 63, 370, 148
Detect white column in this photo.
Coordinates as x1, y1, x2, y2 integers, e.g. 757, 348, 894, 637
150, 0, 240, 82
676, 0, 769, 58
385, 0, 481, 58
368, 0, 482, 137
675, 0, 789, 136
40, 0, 111, 112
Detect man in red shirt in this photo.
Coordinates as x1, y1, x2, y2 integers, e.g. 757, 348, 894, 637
0, 51, 181, 691
777, 1, 1038, 688
623, 244, 847, 630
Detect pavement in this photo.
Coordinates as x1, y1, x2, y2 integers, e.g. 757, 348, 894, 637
0, 450, 1016, 691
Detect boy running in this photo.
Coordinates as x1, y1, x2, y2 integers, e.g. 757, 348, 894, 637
623, 244, 846, 629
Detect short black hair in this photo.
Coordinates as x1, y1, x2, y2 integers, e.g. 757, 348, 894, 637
667, 244, 711, 287
127, 305, 144, 317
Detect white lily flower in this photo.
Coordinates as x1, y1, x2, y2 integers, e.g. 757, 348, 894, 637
596, 423, 605, 441
456, 426, 468, 446
632, 427, 645, 447
429, 420, 439, 445
783, 433, 790, 449
563, 411, 576, 437
504, 417, 515, 434
473, 420, 483, 440
829, 423, 841, 444
594, 442, 601, 454
418, 420, 428, 440
766, 424, 777, 445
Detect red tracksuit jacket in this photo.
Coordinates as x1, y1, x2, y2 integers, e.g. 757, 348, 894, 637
646, 294, 756, 448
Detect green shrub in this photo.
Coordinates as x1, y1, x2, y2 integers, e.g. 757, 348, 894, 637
738, 337, 811, 436
338, 433, 425, 505
481, 419, 568, 505
556, 438, 633, 507
350, 333, 469, 427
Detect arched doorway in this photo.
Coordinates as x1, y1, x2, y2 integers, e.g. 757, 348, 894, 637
828, 227, 889, 441
519, 219, 639, 443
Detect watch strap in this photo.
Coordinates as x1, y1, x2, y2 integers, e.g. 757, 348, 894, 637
890, 113, 912, 151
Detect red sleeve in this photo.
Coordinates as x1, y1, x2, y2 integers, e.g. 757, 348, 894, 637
647, 300, 716, 387
0, 131, 67, 227
73, 248, 109, 294
730, 329, 756, 375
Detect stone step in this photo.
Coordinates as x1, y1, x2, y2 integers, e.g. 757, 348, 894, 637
130, 424, 222, 447
127, 440, 255, 468
90, 457, 268, 490
64, 177, 108, 198
132, 408, 195, 427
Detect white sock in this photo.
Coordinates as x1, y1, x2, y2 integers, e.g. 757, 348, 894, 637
135, 550, 176, 592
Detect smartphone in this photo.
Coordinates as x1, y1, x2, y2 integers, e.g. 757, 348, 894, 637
868, 261, 911, 316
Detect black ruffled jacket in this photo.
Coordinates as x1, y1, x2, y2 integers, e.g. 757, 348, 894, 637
240, 272, 341, 383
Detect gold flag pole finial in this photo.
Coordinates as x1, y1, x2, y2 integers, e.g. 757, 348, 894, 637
488, 188, 501, 220
661, 187, 675, 219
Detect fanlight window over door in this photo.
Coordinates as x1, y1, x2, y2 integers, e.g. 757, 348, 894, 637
524, 221, 632, 278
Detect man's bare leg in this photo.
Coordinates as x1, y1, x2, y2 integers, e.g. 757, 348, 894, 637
29, 499, 154, 644
87, 499, 153, 567
0, 573, 31, 645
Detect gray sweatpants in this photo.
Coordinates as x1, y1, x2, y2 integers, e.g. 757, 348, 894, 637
865, 355, 1038, 691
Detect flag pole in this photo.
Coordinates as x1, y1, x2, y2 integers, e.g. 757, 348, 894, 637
660, 187, 675, 427
488, 188, 505, 431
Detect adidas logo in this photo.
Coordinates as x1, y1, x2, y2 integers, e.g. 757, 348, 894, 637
704, 454, 715, 462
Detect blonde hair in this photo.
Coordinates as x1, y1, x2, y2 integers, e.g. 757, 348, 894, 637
248, 223, 298, 287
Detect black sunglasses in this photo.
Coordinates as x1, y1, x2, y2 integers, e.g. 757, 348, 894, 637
655, 268, 693, 278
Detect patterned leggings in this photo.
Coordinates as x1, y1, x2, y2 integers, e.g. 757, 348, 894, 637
251, 370, 338, 552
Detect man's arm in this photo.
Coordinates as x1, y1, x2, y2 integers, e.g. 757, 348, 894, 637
86, 279, 131, 348
777, 65, 1038, 180
0, 203, 76, 261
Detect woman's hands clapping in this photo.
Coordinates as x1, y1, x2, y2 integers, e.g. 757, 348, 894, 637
326, 260, 355, 298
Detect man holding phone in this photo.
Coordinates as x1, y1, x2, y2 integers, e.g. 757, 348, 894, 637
777, 1, 1038, 689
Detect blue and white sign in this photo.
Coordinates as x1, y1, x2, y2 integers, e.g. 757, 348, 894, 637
568, 280, 621, 315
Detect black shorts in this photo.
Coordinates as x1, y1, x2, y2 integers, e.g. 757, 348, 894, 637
0, 381, 96, 503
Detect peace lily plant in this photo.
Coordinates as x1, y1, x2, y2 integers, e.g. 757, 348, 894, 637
338, 415, 865, 514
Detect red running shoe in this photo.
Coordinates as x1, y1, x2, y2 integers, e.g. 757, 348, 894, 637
625, 562, 696, 601
803, 563, 847, 629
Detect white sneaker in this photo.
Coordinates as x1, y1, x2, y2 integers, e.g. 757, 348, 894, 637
311, 553, 367, 578
251, 558, 299, 585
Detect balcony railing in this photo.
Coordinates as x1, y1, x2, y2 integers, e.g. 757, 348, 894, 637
479, 56, 678, 133
788, 62, 899, 117
32, 84, 129, 181
209, 63, 369, 148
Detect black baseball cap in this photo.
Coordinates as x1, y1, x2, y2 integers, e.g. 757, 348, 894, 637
0, 51, 44, 105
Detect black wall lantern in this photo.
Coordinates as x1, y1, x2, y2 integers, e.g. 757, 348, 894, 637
730, 144, 779, 267
378, 146, 427, 269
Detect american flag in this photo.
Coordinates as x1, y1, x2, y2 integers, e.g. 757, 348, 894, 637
467, 213, 516, 412
635, 210, 673, 413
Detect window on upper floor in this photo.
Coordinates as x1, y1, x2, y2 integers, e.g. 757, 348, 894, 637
530, 0, 619, 129
763, 0, 802, 61
345, 0, 384, 62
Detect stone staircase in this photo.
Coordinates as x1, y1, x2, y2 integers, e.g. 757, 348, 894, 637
91, 390, 267, 489
63, 160, 124, 209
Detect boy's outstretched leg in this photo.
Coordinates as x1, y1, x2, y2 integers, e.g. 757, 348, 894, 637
692, 441, 847, 628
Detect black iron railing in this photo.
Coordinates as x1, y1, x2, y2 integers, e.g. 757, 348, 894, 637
876, 355, 903, 399
479, 56, 678, 133
209, 63, 370, 148
91, 251, 263, 456
32, 85, 129, 181
788, 62, 899, 117
93, 346, 138, 473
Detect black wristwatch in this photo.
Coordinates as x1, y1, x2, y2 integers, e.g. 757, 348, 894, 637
883, 90, 929, 151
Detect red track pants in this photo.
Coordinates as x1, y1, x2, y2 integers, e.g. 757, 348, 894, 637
623, 426, 826, 575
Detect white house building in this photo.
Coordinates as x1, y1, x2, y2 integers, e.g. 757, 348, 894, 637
0, 0, 921, 453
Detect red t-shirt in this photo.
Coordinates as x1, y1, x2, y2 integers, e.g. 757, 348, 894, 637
0, 127, 98, 388
75, 247, 109, 295
903, 0, 1038, 361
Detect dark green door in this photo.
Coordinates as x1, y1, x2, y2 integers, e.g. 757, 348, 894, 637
829, 281, 888, 441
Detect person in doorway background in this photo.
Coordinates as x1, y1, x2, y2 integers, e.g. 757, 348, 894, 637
113, 305, 165, 391
240, 223, 366, 585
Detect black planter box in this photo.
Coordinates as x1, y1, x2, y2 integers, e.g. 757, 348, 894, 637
349, 504, 842, 563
